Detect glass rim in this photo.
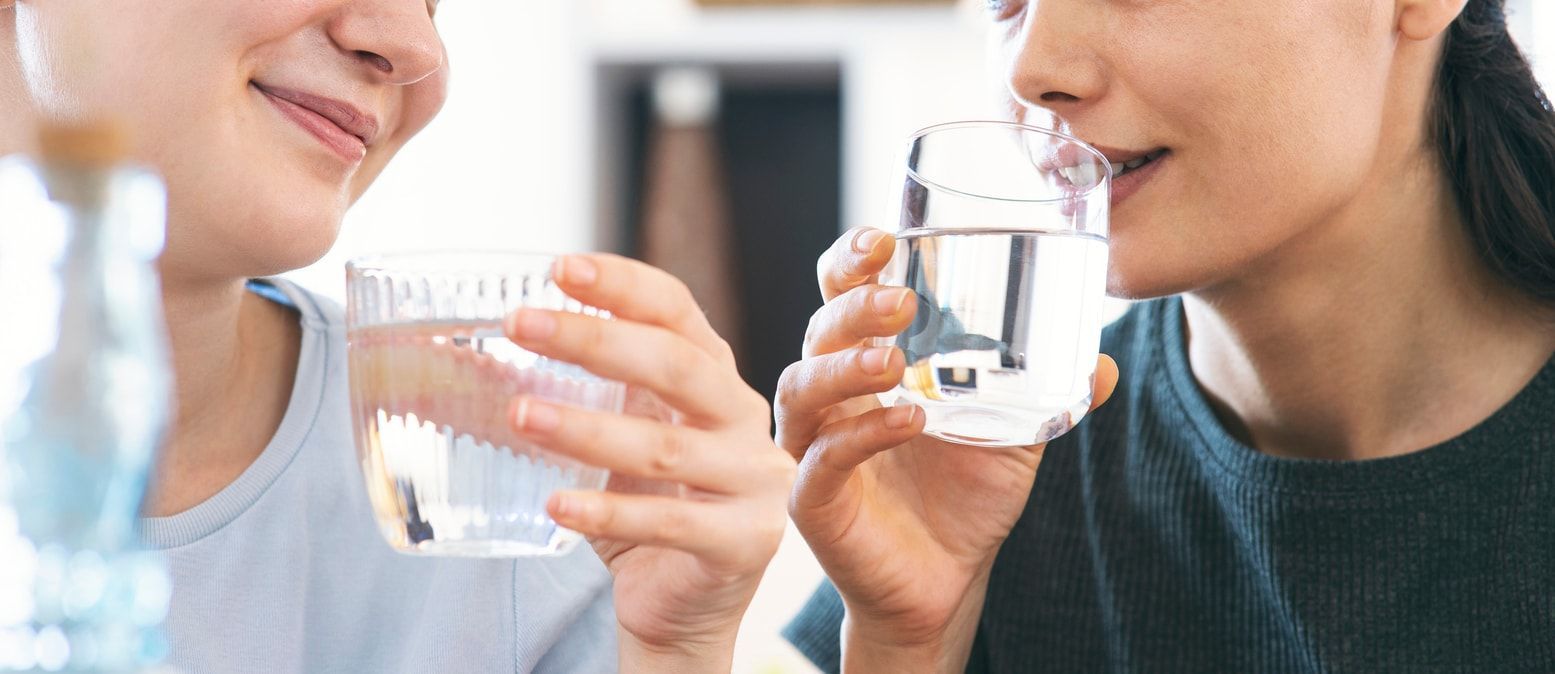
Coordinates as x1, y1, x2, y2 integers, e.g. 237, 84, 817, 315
904, 120, 1113, 204
346, 250, 559, 276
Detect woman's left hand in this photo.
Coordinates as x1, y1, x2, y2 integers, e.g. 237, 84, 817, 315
504, 254, 794, 672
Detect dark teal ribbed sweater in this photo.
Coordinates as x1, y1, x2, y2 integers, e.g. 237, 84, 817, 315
785, 297, 1555, 672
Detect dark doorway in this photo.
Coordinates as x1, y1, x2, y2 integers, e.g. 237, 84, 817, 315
610, 66, 842, 405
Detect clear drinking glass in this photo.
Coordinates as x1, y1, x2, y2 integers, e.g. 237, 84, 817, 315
346, 252, 626, 557
877, 121, 1111, 447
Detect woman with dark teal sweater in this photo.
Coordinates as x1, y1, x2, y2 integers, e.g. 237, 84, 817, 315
777, 0, 1555, 671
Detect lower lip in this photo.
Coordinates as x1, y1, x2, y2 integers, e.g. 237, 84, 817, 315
1110, 151, 1168, 207
253, 83, 366, 165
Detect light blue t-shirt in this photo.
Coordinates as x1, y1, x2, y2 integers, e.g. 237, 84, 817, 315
139, 280, 617, 673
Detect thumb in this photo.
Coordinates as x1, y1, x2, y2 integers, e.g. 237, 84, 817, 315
1089, 354, 1120, 413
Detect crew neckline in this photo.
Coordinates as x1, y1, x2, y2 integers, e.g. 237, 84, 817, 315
139, 279, 330, 549
1153, 296, 1555, 496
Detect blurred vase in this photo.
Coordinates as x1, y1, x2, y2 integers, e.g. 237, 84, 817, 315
0, 125, 174, 672
639, 67, 745, 357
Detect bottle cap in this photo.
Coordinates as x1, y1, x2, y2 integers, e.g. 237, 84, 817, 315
37, 121, 131, 169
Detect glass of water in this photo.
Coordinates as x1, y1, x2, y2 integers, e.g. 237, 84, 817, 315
346, 252, 626, 557
878, 120, 1111, 447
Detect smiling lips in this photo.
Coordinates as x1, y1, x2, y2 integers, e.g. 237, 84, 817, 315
253, 82, 379, 164
1046, 144, 1171, 208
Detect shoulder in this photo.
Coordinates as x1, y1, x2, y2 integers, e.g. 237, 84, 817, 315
259, 278, 345, 334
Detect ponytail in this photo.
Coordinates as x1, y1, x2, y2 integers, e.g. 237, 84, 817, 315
1433, 0, 1555, 305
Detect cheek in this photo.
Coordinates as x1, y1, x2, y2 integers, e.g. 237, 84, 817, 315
1102, 5, 1394, 296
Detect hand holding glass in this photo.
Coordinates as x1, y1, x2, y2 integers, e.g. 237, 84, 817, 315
877, 121, 1111, 447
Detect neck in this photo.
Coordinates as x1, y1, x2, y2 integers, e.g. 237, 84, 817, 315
144, 271, 301, 516
1184, 153, 1555, 461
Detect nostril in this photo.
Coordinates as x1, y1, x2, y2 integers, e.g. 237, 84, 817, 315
357, 50, 393, 74
1040, 91, 1080, 103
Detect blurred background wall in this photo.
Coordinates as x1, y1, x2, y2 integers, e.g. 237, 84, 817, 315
287, 2, 1555, 671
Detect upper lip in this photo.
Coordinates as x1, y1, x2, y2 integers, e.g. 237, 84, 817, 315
252, 82, 380, 147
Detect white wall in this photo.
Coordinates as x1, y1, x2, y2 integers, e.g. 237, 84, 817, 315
285, 2, 594, 298
1509, 0, 1555, 87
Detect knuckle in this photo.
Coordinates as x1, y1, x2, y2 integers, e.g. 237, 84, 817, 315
591, 497, 617, 533
664, 275, 696, 311
657, 346, 700, 391
802, 310, 826, 354
774, 360, 814, 409
648, 427, 687, 477
745, 390, 773, 423
712, 337, 738, 367
774, 362, 801, 407
575, 316, 607, 353
740, 512, 787, 566
653, 506, 691, 545
563, 408, 600, 445
815, 250, 834, 289
811, 431, 856, 474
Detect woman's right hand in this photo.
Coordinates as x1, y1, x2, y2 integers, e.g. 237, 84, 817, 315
777, 227, 1119, 672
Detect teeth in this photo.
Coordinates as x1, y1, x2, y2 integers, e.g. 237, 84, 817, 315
1057, 164, 1101, 187
1112, 150, 1165, 177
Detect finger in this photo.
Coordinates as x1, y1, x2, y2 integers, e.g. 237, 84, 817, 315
1090, 353, 1120, 412
510, 396, 788, 494
817, 227, 896, 301
774, 346, 904, 457
547, 491, 764, 565
506, 308, 765, 426
790, 403, 925, 510
549, 253, 735, 366
802, 284, 917, 358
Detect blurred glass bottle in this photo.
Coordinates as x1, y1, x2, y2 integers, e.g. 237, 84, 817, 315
0, 124, 174, 672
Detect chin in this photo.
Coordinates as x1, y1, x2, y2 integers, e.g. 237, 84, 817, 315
1102, 237, 1204, 301
160, 211, 343, 286
246, 219, 342, 277
237, 184, 349, 276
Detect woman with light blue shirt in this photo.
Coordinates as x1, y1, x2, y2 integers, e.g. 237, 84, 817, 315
0, 1, 795, 671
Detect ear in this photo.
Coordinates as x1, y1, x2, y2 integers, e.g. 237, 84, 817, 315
1396, 0, 1471, 41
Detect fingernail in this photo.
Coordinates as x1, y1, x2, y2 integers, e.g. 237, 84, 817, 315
860, 347, 893, 375
512, 398, 561, 433
508, 309, 557, 341
549, 493, 575, 520
872, 288, 911, 317
852, 229, 887, 254
555, 256, 598, 287
551, 492, 595, 523
886, 404, 918, 429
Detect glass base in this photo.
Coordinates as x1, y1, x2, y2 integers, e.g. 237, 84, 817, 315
892, 393, 1093, 447
387, 529, 586, 558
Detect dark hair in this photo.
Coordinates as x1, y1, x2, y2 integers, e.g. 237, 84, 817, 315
1434, 0, 1555, 305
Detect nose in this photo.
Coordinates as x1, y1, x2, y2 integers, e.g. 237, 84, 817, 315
328, 0, 445, 86
1003, 1, 1108, 117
